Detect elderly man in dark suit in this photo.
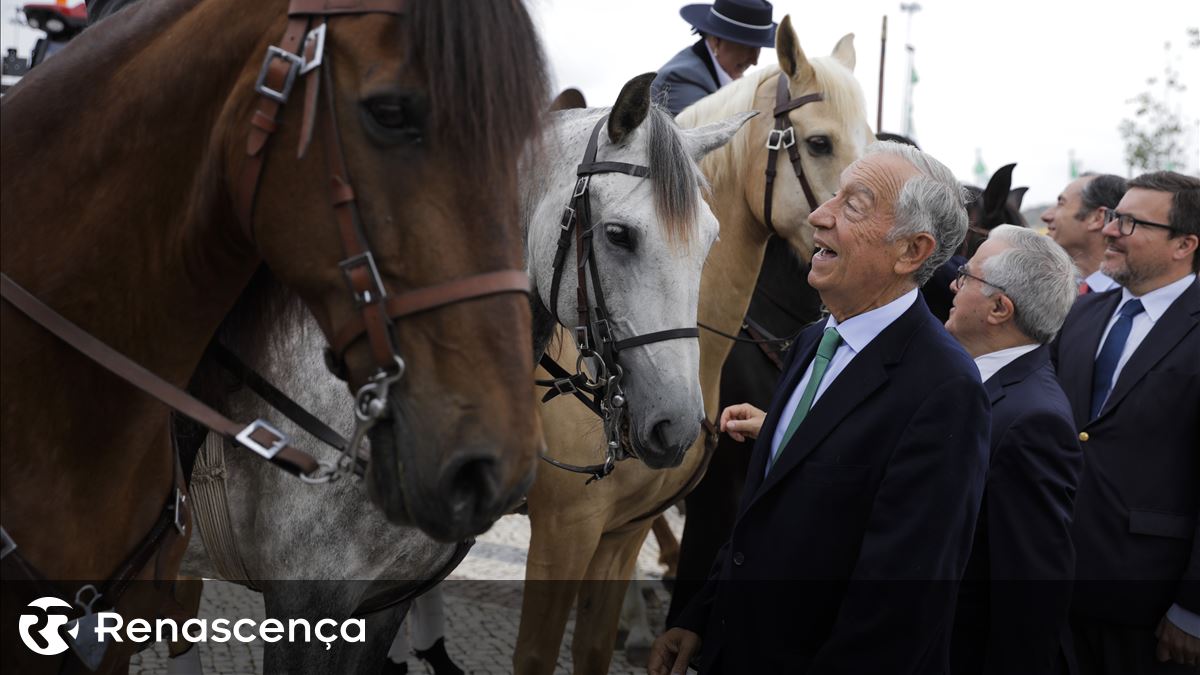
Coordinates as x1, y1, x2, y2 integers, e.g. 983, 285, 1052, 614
648, 141, 990, 675
651, 0, 776, 115
1052, 171, 1200, 673
944, 224, 1083, 675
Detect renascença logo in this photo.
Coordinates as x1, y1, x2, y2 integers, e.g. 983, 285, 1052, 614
18, 596, 78, 655
17, 595, 366, 655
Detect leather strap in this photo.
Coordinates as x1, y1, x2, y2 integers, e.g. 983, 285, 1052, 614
288, 0, 406, 15
612, 327, 700, 352
763, 74, 824, 234
329, 270, 531, 359
1, 274, 320, 477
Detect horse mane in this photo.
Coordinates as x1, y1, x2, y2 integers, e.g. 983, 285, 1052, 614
537, 105, 706, 248
413, 0, 550, 182
676, 56, 865, 193
642, 103, 706, 246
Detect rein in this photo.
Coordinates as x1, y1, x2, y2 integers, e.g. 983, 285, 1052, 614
763, 73, 825, 232
535, 115, 701, 482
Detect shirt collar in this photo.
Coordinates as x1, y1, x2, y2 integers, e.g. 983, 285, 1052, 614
704, 41, 734, 87
973, 343, 1040, 383
1085, 270, 1120, 292
826, 288, 919, 354
1119, 273, 1197, 323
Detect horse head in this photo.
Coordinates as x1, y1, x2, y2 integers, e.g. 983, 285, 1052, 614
961, 163, 1030, 257
525, 73, 752, 469
225, 1, 549, 541
740, 17, 874, 260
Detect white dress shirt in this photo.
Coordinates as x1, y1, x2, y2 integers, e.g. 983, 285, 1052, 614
768, 289, 919, 467
973, 343, 1040, 384
1084, 269, 1119, 293
1093, 273, 1197, 407
704, 41, 734, 87
1092, 272, 1198, 637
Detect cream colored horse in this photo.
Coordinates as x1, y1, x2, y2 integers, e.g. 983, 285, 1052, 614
514, 17, 874, 675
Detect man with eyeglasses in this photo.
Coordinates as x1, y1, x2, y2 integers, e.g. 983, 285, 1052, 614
943, 225, 1082, 675
1051, 171, 1200, 673
1042, 173, 1127, 294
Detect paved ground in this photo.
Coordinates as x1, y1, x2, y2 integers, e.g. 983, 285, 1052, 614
130, 510, 682, 674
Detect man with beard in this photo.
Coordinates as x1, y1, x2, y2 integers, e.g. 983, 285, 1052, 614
1052, 171, 1200, 672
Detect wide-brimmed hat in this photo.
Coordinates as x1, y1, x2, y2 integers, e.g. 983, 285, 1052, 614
680, 0, 776, 49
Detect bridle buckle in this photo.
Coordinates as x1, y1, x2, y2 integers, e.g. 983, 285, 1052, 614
254, 46, 303, 104
766, 127, 795, 151
560, 206, 576, 231
235, 419, 288, 460
572, 176, 590, 198
340, 251, 388, 307
299, 24, 326, 75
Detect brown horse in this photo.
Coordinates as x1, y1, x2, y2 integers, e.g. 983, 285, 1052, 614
514, 17, 873, 674
1, 0, 546, 671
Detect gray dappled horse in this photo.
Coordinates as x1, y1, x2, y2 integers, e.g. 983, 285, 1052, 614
179, 74, 752, 674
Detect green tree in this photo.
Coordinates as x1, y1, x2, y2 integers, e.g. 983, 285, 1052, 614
1119, 28, 1198, 174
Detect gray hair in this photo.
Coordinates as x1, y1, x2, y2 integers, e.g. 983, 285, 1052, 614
979, 225, 1078, 344
866, 141, 969, 285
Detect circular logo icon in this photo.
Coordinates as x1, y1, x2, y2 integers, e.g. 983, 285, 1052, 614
18, 596, 78, 656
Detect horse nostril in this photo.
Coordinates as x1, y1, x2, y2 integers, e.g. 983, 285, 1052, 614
651, 419, 673, 451
440, 455, 501, 520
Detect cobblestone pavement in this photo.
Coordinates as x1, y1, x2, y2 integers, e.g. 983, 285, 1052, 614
131, 510, 682, 674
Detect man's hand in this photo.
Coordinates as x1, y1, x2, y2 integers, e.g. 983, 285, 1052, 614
719, 403, 766, 442
1156, 615, 1200, 666
648, 627, 701, 675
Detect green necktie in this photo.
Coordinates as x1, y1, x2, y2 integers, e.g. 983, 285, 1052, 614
770, 327, 842, 472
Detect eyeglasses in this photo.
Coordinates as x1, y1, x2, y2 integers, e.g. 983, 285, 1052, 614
955, 265, 1008, 294
1101, 207, 1180, 236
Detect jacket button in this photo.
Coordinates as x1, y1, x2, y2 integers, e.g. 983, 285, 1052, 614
732, 552, 745, 566
1079, 432, 1089, 442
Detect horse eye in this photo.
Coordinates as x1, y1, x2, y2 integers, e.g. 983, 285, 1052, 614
806, 135, 832, 156
605, 223, 636, 251
361, 94, 425, 144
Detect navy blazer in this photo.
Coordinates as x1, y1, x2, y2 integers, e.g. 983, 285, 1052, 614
651, 40, 719, 116
1051, 278, 1200, 626
674, 294, 991, 674
950, 345, 1083, 675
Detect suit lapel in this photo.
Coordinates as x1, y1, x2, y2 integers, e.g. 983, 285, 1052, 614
744, 299, 929, 510
742, 326, 823, 498
1093, 279, 1199, 424
1062, 291, 1121, 427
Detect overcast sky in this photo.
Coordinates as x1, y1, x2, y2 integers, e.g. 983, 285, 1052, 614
3, 0, 1197, 208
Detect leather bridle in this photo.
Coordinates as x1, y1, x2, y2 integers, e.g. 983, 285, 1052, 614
535, 116, 700, 482
232, 0, 531, 481
762, 73, 825, 232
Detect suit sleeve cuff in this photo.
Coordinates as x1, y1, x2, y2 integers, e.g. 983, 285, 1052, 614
1167, 604, 1200, 638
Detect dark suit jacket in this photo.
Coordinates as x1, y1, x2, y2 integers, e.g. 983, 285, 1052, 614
652, 40, 720, 116
1051, 278, 1200, 626
950, 346, 1083, 675
673, 294, 991, 674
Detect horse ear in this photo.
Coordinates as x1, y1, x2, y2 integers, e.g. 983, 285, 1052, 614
831, 33, 856, 71
1008, 186, 1029, 213
680, 111, 758, 161
982, 163, 1016, 218
776, 16, 814, 84
608, 73, 656, 144
549, 88, 587, 112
